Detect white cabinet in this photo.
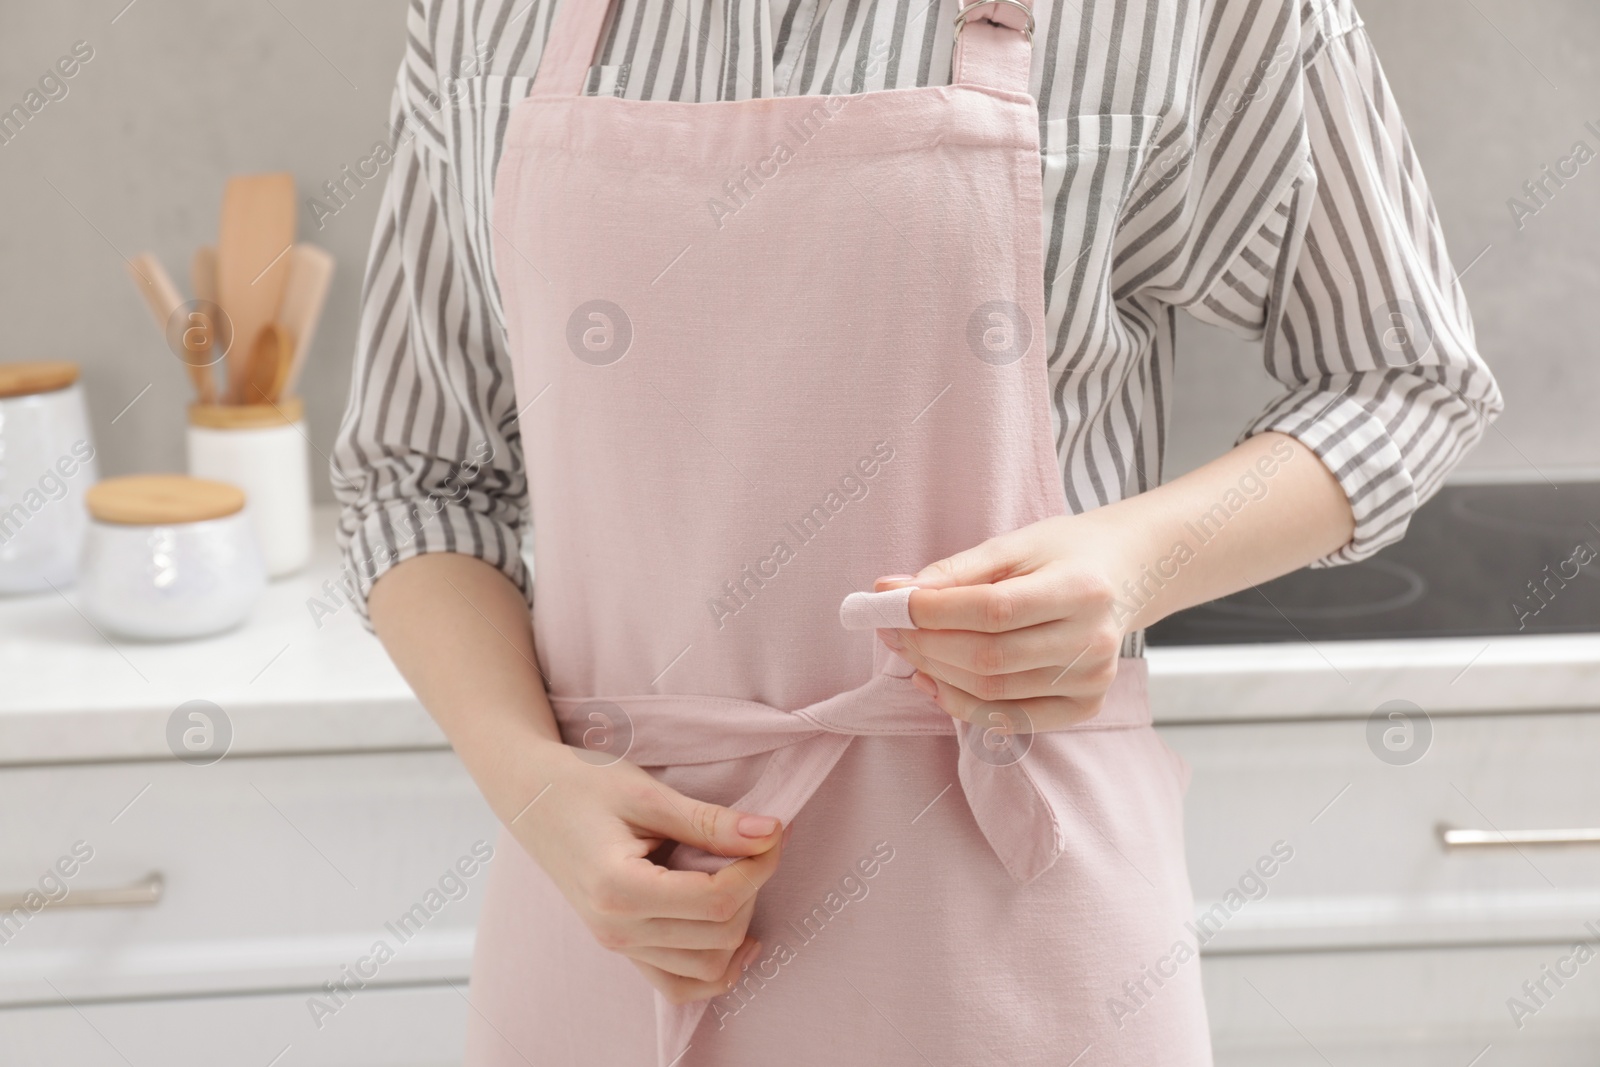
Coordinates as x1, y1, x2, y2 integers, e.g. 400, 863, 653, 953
0, 984, 468, 1067
1205, 947, 1600, 1067
0, 750, 496, 1063
1162, 711, 1600, 1061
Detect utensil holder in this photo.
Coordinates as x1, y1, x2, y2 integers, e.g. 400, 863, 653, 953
186, 397, 311, 578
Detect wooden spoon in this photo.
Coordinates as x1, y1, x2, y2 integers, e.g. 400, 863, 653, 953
216, 173, 296, 386
275, 244, 335, 399
125, 253, 216, 403
232, 322, 295, 406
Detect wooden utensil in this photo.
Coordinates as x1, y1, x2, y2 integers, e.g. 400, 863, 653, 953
126, 253, 183, 325
190, 245, 223, 400
191, 244, 217, 349
125, 253, 216, 403
231, 322, 295, 406
275, 244, 334, 398
216, 173, 296, 386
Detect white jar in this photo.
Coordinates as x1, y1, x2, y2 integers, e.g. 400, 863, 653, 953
79, 475, 266, 640
0, 361, 98, 594
186, 397, 311, 578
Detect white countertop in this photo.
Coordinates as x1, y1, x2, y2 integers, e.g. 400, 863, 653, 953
1148, 631, 1600, 723
2, 508, 1595, 765
0, 509, 436, 766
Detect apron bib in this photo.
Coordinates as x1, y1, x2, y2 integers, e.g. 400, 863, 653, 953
484, 2, 1199, 1063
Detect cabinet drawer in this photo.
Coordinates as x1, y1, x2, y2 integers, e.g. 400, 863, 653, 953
1205, 946, 1600, 1066
1162, 711, 1600, 951
0, 752, 497, 1004
0, 982, 467, 1067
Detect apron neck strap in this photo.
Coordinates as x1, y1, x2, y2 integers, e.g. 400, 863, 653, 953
530, 0, 1036, 99
951, 0, 1035, 94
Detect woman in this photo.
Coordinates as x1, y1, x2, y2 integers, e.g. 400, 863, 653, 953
333, 0, 1501, 1063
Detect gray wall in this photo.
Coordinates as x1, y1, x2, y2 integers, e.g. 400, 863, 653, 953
2, 1, 1595, 501
1166, 1, 1600, 482
0, 1, 409, 501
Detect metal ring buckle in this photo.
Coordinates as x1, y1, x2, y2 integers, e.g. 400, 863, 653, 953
953, 0, 1035, 41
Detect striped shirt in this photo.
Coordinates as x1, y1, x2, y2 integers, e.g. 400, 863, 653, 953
331, 0, 1504, 656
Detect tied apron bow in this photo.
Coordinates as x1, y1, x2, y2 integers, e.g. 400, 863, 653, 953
548, 589, 1151, 1064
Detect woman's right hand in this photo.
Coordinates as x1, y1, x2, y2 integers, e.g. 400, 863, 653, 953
365, 555, 783, 1005
513, 741, 785, 1005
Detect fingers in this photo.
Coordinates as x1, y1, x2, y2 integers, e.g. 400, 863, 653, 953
587, 822, 775, 996
914, 669, 1104, 731
630, 944, 740, 984
597, 792, 788, 923
603, 833, 783, 922
887, 623, 1119, 700
596, 892, 754, 955
901, 647, 1114, 703
897, 526, 1036, 591
635, 910, 754, 951
623, 892, 756, 980
905, 568, 1105, 634
632, 937, 764, 1006
627, 779, 784, 859
885, 618, 1090, 677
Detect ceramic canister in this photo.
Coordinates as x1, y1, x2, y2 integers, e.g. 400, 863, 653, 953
79, 474, 266, 640
0, 361, 98, 594
186, 396, 312, 578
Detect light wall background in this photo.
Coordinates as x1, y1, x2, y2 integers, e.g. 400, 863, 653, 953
1, 0, 1595, 501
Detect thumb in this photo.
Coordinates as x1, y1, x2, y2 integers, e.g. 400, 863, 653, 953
629, 781, 783, 859
887, 528, 1034, 591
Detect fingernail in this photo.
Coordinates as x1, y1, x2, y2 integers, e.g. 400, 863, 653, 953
875, 574, 915, 590
910, 672, 937, 696
741, 941, 762, 970
878, 629, 903, 650
737, 814, 779, 838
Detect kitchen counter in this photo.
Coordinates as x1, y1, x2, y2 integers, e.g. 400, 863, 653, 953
0, 508, 434, 766
3, 507, 1596, 766
5, 510, 1598, 1065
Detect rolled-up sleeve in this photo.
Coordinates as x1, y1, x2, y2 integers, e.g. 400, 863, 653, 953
1208, 16, 1504, 566
330, 28, 530, 625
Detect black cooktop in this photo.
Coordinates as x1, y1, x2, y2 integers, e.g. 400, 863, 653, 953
1144, 481, 1600, 645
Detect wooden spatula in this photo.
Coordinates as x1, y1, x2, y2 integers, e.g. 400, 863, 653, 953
216, 173, 296, 385
126, 253, 217, 404
232, 322, 295, 405
276, 244, 335, 399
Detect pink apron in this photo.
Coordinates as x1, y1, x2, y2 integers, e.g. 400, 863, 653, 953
475, 0, 1212, 1063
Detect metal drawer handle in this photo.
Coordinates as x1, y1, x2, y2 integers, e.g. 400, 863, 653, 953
0, 872, 164, 911
1440, 826, 1600, 849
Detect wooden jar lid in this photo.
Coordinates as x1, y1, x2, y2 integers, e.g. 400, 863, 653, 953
86, 475, 246, 526
188, 395, 304, 429
0, 361, 79, 399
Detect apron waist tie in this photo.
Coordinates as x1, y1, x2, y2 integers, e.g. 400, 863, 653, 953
546, 585, 1150, 1062
546, 657, 1149, 1063
547, 656, 1150, 887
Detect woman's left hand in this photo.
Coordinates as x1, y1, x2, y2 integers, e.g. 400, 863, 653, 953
877, 512, 1138, 732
